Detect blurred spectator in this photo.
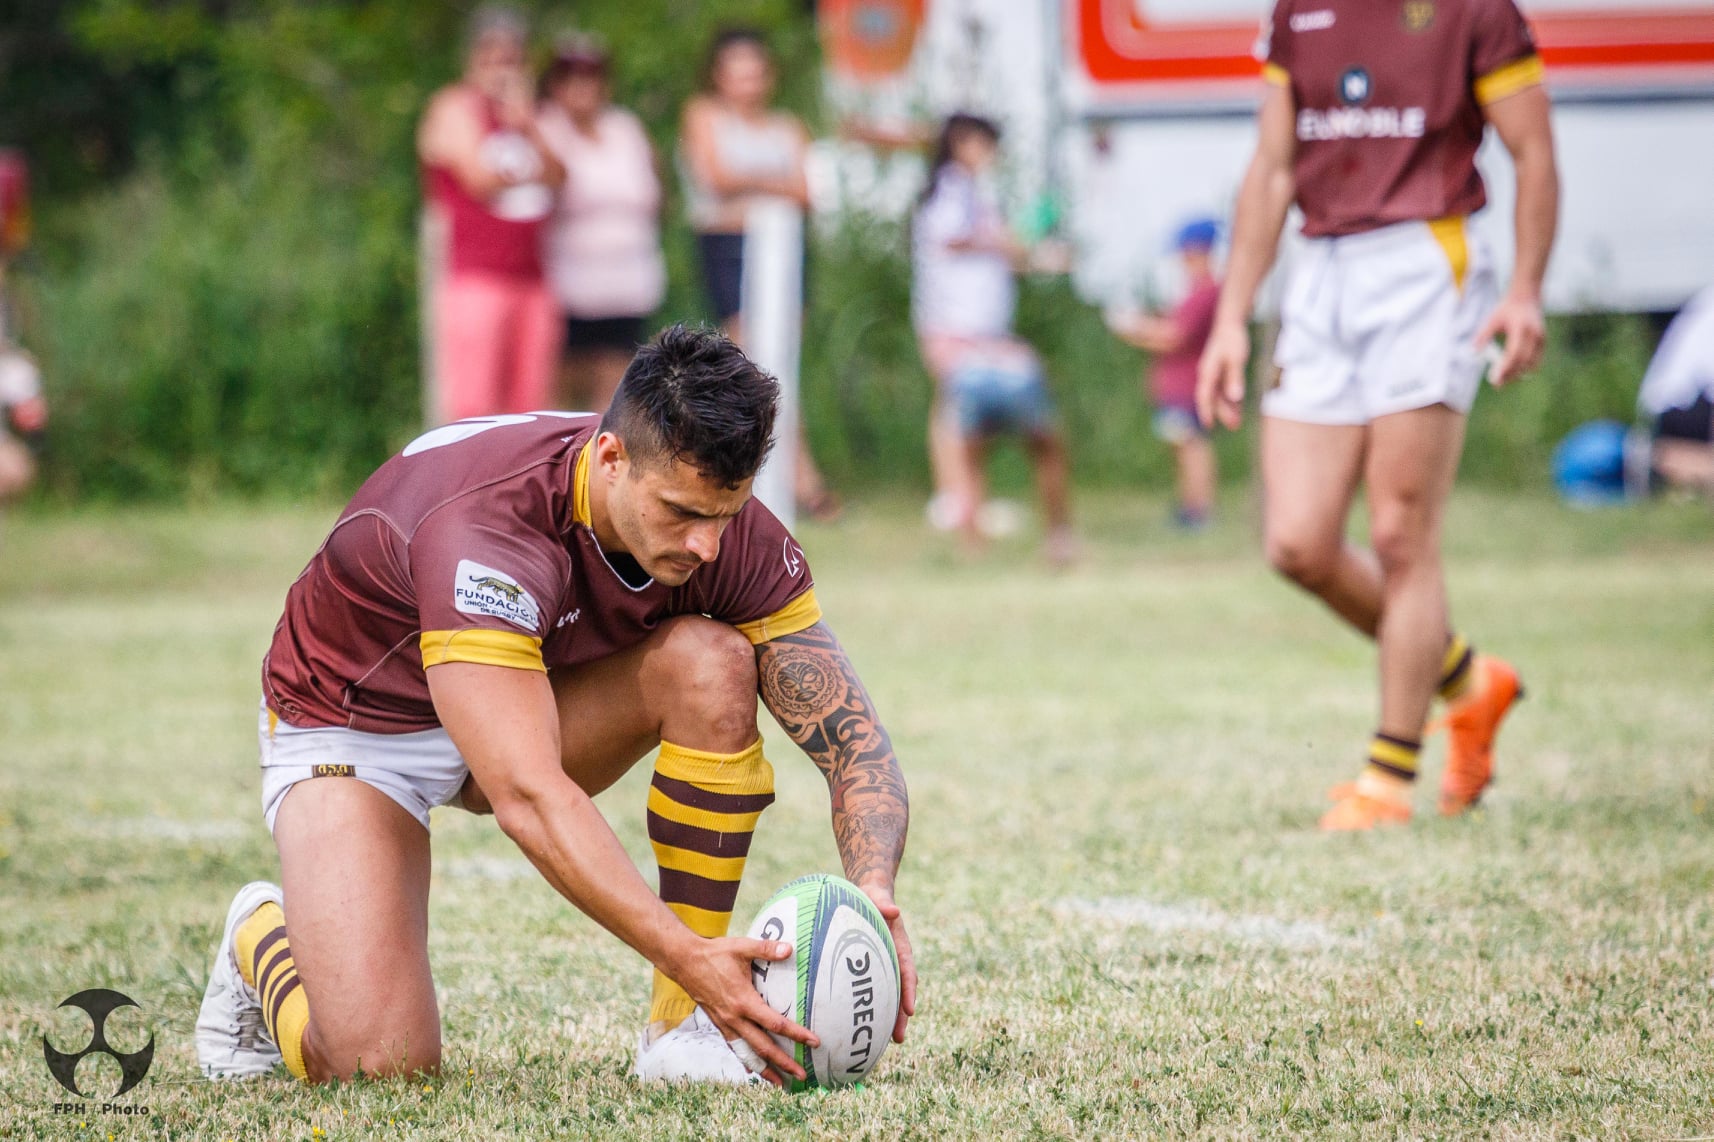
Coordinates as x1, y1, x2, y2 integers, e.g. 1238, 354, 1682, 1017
1109, 219, 1224, 530
680, 27, 838, 520
417, 5, 565, 423
0, 148, 42, 502
1638, 284, 1714, 494
537, 35, 665, 413
0, 344, 44, 502
912, 113, 1075, 565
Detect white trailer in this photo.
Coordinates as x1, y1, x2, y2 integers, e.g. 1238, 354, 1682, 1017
818, 0, 1714, 312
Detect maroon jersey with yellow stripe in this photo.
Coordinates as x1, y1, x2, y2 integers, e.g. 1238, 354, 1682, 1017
263, 413, 819, 733
1261, 0, 1542, 238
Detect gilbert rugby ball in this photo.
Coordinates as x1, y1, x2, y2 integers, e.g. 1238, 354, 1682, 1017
746, 874, 900, 1091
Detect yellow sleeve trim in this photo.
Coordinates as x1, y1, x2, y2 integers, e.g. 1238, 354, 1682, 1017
1261, 63, 1290, 87
732, 588, 822, 646
1475, 54, 1544, 106
420, 629, 546, 672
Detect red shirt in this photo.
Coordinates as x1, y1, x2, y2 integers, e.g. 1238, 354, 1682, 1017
423, 92, 551, 279
264, 414, 819, 733
1261, 0, 1542, 238
1151, 278, 1221, 408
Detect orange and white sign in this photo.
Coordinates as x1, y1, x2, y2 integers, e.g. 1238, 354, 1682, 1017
1069, 0, 1714, 110
821, 0, 928, 82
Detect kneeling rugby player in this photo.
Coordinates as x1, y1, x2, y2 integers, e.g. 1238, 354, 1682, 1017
196, 325, 915, 1085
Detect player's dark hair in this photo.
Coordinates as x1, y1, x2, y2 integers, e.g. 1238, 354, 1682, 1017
917, 112, 1001, 209
601, 324, 778, 488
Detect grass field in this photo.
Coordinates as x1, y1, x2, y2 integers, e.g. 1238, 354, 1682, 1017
2, 489, 1712, 1140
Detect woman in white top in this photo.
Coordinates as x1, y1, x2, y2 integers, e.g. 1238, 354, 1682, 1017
680, 28, 837, 520
537, 37, 665, 413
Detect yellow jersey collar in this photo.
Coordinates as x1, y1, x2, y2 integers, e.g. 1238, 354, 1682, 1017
573, 438, 594, 529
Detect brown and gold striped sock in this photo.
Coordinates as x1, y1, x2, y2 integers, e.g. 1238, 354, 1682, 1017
646, 738, 775, 1029
1437, 633, 1477, 704
234, 901, 310, 1080
1364, 731, 1422, 787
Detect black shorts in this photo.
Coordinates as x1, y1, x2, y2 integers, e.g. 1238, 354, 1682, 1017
695, 231, 808, 325
1655, 394, 1713, 443
697, 232, 746, 323
563, 315, 647, 353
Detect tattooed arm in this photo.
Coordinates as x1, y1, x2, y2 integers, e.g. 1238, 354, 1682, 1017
756, 620, 916, 1041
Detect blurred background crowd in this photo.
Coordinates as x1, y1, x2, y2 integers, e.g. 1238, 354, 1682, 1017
0, 0, 1708, 533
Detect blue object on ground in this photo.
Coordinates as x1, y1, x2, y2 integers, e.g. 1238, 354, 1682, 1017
1552, 420, 1630, 506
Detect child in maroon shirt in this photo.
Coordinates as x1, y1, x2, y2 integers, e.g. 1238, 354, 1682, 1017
1112, 219, 1222, 529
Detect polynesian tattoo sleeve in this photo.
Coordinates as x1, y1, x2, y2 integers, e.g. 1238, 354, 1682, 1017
755, 622, 909, 886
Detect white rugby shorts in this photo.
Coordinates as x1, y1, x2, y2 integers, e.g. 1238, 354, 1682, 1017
1265, 217, 1498, 425
258, 702, 469, 834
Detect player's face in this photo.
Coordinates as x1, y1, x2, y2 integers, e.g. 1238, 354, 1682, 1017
609, 455, 752, 587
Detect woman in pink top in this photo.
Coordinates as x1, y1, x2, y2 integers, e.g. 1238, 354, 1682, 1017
537, 37, 665, 414
417, 7, 565, 424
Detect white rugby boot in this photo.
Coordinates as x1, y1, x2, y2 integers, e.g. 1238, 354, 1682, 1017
633, 1007, 762, 1085
196, 881, 285, 1080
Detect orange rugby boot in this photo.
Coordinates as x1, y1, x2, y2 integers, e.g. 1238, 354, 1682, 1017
1318, 790, 1412, 832
1432, 655, 1524, 816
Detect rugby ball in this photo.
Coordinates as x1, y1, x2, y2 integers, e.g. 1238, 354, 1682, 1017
746, 874, 900, 1091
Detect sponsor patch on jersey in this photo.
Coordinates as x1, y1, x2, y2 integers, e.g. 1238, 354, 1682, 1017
1403, 1, 1435, 33
1339, 67, 1372, 106
1297, 105, 1426, 141
1289, 9, 1336, 33
454, 559, 543, 632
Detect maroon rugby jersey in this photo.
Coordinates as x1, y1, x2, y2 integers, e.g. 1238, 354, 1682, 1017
1261, 0, 1542, 237
263, 413, 820, 733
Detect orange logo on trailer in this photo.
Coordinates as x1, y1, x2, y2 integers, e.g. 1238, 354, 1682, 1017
821, 0, 925, 80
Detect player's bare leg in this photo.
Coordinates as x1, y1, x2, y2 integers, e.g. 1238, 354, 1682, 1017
1367, 405, 1465, 738
271, 778, 440, 1081
1260, 417, 1378, 634
1319, 405, 1465, 829
199, 778, 438, 1083
462, 615, 778, 1082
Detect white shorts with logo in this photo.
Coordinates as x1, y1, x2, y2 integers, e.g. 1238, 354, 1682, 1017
258, 703, 469, 834
1264, 217, 1498, 425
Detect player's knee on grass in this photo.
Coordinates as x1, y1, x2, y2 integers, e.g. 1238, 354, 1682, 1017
647, 616, 759, 750
307, 1014, 442, 1083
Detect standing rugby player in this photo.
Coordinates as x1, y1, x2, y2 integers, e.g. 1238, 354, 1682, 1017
196, 325, 915, 1085
1198, 0, 1558, 829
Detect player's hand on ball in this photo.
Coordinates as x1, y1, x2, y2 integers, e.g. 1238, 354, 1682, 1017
858, 879, 917, 1044
684, 935, 817, 1082
1197, 321, 1250, 431
1476, 290, 1546, 386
